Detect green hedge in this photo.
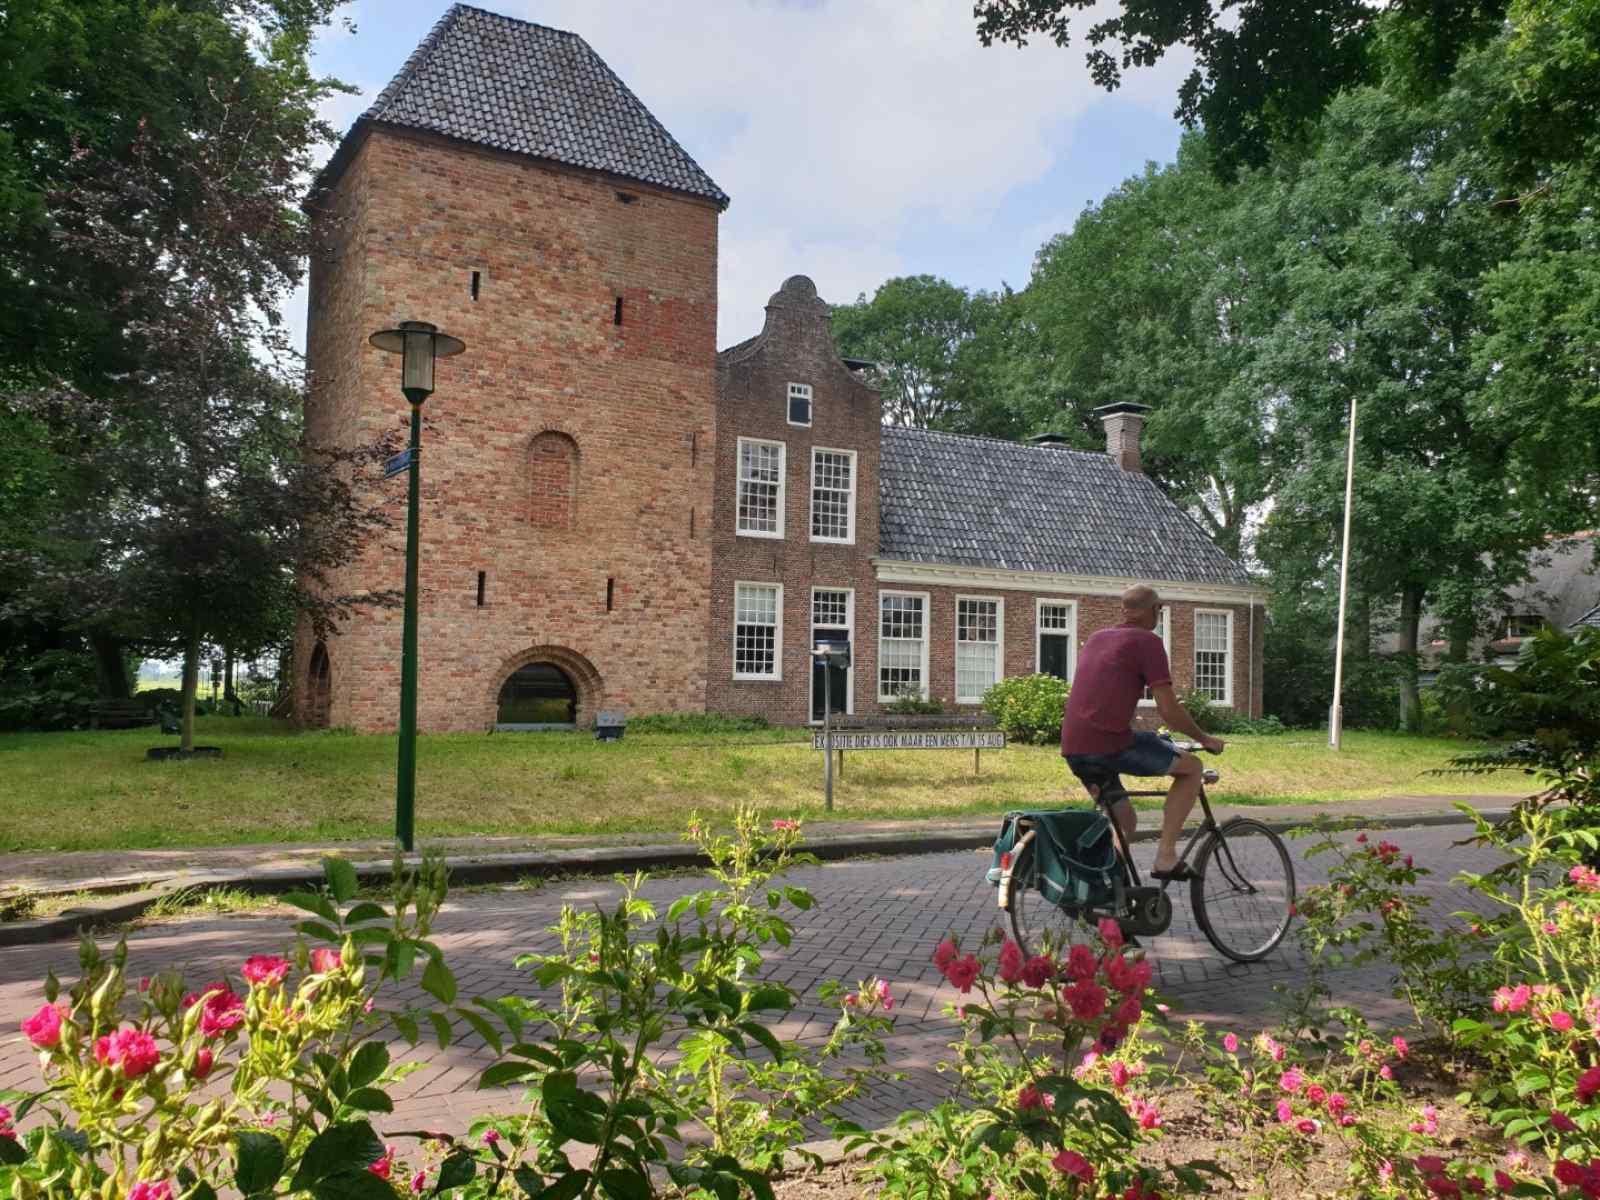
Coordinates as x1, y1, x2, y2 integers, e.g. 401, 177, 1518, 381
981, 674, 1069, 745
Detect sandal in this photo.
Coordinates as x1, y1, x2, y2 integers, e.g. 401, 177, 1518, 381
1150, 862, 1195, 882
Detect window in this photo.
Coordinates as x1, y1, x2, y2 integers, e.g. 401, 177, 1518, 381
736, 438, 785, 537
879, 592, 928, 700
734, 583, 782, 680
1194, 609, 1233, 704
1036, 600, 1076, 681
788, 382, 812, 426
1139, 606, 1171, 705
810, 448, 855, 543
956, 597, 1003, 703
1504, 614, 1545, 639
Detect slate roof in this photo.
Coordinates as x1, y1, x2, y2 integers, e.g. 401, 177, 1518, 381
313, 4, 728, 207
878, 427, 1253, 588
1573, 603, 1600, 630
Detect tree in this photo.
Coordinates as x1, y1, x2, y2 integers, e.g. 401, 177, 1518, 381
1, 0, 394, 747
971, 0, 1507, 174
830, 276, 1025, 432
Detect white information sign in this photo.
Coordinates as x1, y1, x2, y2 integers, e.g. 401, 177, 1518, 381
813, 730, 1006, 751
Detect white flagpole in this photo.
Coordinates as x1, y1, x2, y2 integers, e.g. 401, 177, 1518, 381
1329, 393, 1358, 750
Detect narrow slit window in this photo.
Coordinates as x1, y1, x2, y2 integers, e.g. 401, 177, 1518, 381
476, 571, 486, 607
470, 271, 481, 301
614, 297, 623, 325
606, 577, 615, 612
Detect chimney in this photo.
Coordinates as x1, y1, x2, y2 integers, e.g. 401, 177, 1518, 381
1093, 403, 1152, 473
1027, 432, 1074, 450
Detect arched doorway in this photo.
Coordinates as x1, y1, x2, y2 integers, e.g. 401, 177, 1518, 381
308, 643, 332, 729
496, 662, 578, 729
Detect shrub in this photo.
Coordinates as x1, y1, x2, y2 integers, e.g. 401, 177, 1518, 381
884, 689, 946, 716
981, 673, 1068, 744
0, 649, 97, 731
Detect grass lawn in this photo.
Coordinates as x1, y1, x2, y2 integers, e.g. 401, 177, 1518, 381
0, 718, 1525, 853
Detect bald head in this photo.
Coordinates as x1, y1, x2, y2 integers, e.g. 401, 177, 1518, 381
1122, 585, 1161, 629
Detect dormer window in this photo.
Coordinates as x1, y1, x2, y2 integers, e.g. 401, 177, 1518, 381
1504, 614, 1545, 639
788, 382, 812, 427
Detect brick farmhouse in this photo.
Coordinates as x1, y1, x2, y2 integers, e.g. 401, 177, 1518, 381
294, 4, 1265, 733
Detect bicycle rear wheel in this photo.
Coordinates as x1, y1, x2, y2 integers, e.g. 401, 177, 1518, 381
1008, 839, 1091, 959
1190, 818, 1295, 963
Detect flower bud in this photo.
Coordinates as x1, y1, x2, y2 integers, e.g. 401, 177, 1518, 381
194, 1099, 223, 1129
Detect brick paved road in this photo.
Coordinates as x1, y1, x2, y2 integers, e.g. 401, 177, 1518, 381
0, 825, 1508, 1138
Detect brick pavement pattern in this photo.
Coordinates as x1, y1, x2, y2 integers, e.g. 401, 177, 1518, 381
0, 825, 1508, 1139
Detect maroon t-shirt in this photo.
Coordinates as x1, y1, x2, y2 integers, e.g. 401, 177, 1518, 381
1060, 623, 1173, 756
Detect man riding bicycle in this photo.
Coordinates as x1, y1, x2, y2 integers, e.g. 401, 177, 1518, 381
1061, 584, 1224, 881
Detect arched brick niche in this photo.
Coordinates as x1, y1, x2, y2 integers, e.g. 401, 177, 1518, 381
528, 430, 579, 531
487, 645, 603, 729
306, 642, 332, 729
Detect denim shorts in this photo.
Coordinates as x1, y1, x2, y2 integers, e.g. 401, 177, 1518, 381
1065, 731, 1181, 797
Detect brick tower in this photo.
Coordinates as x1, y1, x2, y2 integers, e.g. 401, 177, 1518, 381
295, 5, 727, 732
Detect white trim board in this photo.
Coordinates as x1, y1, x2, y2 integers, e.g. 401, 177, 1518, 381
874, 559, 1266, 606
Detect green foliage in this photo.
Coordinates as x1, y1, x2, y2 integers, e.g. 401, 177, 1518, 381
0, 648, 96, 731
981, 673, 1068, 745
624, 712, 770, 735
884, 690, 947, 716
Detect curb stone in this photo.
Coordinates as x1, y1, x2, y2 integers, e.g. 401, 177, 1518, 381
0, 808, 1510, 947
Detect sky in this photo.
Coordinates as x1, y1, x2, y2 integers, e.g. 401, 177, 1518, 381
295, 0, 1196, 351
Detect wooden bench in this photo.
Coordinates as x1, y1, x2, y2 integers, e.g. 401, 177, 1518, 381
89, 699, 157, 730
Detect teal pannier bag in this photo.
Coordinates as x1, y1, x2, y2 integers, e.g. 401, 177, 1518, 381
986, 809, 1119, 908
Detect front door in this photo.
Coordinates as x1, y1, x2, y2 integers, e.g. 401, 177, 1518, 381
811, 627, 849, 722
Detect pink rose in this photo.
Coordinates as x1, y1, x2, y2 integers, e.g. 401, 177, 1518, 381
1275, 1099, 1293, 1122
1017, 1084, 1043, 1111
771, 818, 799, 831
932, 938, 958, 971
1222, 1032, 1239, 1053
1062, 981, 1107, 1022
1570, 865, 1600, 892
1305, 1083, 1327, 1104
1296, 1117, 1318, 1135
1105, 952, 1135, 992
1326, 1092, 1349, 1116
94, 1028, 161, 1079
1379, 1064, 1393, 1080
1067, 943, 1098, 982
128, 1184, 172, 1200
876, 979, 895, 1010
1548, 1010, 1575, 1032
1554, 1160, 1583, 1186
1391, 1036, 1409, 1059
411, 1169, 429, 1194
1098, 917, 1124, 949
310, 948, 342, 974
1577, 1065, 1600, 1103
1021, 954, 1054, 988
1494, 1170, 1516, 1193
997, 939, 1025, 984
944, 954, 980, 994
1415, 1156, 1447, 1176
22, 1003, 63, 1049
1279, 1068, 1304, 1093
199, 989, 245, 1039
369, 1145, 395, 1180
1551, 1109, 1578, 1132
192, 1047, 214, 1080
1051, 1150, 1093, 1184
1494, 984, 1532, 1013
1109, 1061, 1131, 1088
242, 955, 291, 987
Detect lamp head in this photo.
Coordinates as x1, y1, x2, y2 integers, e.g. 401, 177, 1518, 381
369, 320, 466, 404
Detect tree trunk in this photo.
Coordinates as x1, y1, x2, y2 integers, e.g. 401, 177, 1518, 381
224, 647, 236, 705
1397, 584, 1424, 732
180, 622, 201, 753
91, 633, 132, 700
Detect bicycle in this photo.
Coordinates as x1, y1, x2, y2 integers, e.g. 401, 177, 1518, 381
996, 741, 1295, 963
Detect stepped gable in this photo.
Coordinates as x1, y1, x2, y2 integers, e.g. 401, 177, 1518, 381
878, 426, 1252, 586
313, 3, 728, 207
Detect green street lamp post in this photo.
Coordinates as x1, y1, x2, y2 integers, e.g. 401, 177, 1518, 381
369, 320, 466, 851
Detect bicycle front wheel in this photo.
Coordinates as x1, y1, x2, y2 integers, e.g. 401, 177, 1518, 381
1190, 818, 1295, 963
1008, 840, 1089, 960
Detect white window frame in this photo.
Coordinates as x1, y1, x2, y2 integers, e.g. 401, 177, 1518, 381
1193, 607, 1234, 707
1035, 598, 1078, 682
877, 590, 931, 702
954, 595, 1005, 704
787, 382, 813, 427
809, 446, 857, 545
1137, 605, 1173, 707
732, 581, 784, 682
809, 586, 855, 720
735, 437, 785, 540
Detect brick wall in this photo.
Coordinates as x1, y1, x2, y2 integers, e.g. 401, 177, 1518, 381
707, 277, 883, 725
295, 128, 720, 732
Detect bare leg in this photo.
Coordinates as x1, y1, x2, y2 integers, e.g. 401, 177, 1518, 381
1153, 755, 1203, 872
1110, 796, 1136, 845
